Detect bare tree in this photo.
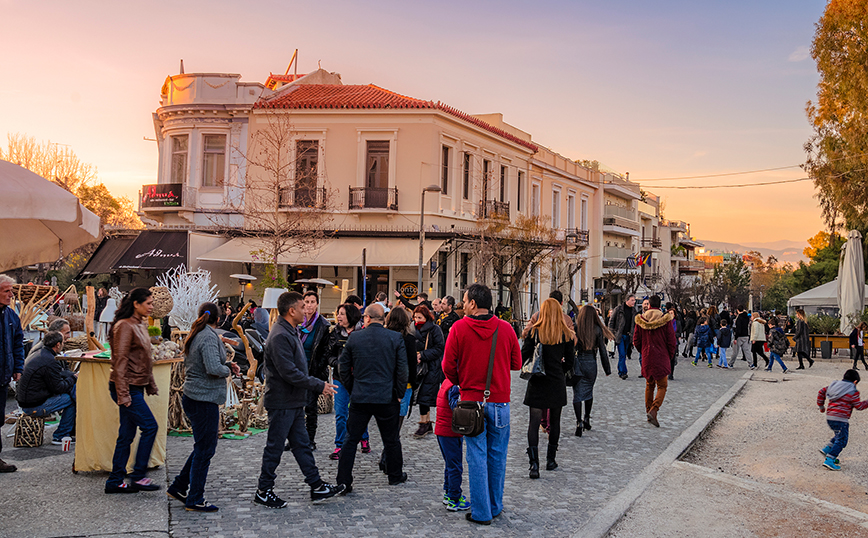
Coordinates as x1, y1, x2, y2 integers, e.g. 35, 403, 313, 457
665, 274, 692, 308
599, 268, 641, 308
229, 112, 336, 286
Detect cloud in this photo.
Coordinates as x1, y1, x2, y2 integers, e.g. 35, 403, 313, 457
788, 45, 810, 62
693, 150, 708, 158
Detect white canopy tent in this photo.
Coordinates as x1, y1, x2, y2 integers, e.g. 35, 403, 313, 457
787, 278, 868, 316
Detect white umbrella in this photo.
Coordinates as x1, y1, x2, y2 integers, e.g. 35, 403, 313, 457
0, 159, 101, 272
837, 229, 865, 334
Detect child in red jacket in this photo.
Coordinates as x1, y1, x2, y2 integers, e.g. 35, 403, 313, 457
435, 379, 469, 511
818, 369, 868, 470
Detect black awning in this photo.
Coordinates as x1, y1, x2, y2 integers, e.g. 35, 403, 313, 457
113, 231, 188, 271
77, 235, 139, 278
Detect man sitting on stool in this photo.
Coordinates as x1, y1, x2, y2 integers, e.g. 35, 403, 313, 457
16, 331, 77, 445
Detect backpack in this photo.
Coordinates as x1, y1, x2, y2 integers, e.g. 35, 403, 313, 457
771, 328, 789, 355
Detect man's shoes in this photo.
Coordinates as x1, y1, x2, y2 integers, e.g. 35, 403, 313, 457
619, 374, 628, 380
796, 366, 805, 370
388, 472, 408, 485
446, 495, 471, 511
360, 439, 371, 453
254, 488, 287, 508
329, 448, 341, 460
809, 359, 815, 368
466, 513, 492, 525
167, 486, 187, 503
339, 483, 353, 495
749, 365, 757, 370
105, 482, 138, 494
133, 478, 160, 491
413, 422, 432, 438
311, 482, 345, 502
186, 501, 219, 512
647, 410, 660, 428
0, 459, 17, 473
707, 363, 713, 368
783, 369, 791, 374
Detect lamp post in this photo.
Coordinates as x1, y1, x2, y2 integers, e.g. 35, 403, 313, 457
418, 184, 442, 300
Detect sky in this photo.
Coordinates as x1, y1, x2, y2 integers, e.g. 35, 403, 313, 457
1, 0, 826, 245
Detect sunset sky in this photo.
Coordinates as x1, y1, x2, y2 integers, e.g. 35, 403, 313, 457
1, 0, 825, 245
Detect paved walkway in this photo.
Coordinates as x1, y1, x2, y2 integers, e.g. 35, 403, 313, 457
165, 354, 745, 538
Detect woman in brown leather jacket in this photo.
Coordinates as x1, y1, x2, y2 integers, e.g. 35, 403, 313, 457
105, 288, 160, 494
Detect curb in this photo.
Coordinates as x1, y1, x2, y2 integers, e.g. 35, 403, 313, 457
571, 371, 752, 538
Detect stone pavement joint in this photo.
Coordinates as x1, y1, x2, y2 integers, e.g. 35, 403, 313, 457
574, 370, 752, 538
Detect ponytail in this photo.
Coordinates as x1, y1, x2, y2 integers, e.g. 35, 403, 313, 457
184, 302, 219, 356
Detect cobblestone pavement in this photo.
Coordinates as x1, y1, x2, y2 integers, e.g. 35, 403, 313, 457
166, 353, 746, 538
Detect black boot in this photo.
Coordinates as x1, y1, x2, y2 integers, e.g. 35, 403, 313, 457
545, 444, 558, 471
573, 402, 583, 436
527, 447, 540, 479
583, 399, 593, 431
575, 422, 583, 436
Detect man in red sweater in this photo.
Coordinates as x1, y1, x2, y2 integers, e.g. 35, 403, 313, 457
633, 295, 676, 427
443, 284, 521, 526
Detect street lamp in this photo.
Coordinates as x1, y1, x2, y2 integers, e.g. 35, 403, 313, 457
418, 184, 442, 300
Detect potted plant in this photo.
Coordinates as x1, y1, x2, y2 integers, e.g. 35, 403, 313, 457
807, 314, 842, 359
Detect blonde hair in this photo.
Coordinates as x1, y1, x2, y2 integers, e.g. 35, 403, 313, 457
531, 298, 575, 345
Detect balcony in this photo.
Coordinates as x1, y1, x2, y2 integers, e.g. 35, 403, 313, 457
664, 220, 689, 233
348, 186, 398, 210
604, 246, 633, 260
139, 183, 196, 211
478, 200, 510, 220
678, 259, 706, 272
604, 204, 636, 220
603, 204, 640, 235
640, 237, 662, 251
279, 186, 327, 209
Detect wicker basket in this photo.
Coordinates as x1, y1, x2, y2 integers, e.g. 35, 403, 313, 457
14, 415, 44, 448
317, 393, 333, 414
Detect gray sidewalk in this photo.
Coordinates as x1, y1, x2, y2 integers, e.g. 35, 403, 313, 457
1, 354, 747, 538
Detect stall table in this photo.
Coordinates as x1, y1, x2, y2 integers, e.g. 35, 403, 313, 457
73, 353, 182, 473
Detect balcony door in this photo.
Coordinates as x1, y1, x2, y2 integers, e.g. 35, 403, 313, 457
366, 141, 390, 207
295, 140, 318, 207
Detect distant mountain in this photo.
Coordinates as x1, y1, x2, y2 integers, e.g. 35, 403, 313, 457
697, 239, 807, 265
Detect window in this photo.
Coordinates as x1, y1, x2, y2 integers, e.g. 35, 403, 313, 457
202, 134, 226, 187
552, 188, 561, 228
366, 141, 390, 189
500, 166, 506, 202
170, 135, 188, 184
441, 145, 450, 195
567, 193, 576, 229
531, 183, 540, 217
517, 171, 524, 211
581, 198, 588, 230
483, 159, 491, 200
459, 252, 470, 290
295, 140, 318, 205
462, 152, 471, 200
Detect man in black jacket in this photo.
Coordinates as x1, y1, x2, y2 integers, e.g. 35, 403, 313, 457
437, 295, 460, 341
254, 291, 343, 509
731, 306, 752, 364
17, 331, 76, 444
608, 295, 636, 379
336, 303, 409, 491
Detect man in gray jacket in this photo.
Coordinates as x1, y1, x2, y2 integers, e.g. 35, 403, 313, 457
336, 303, 409, 491
254, 291, 343, 508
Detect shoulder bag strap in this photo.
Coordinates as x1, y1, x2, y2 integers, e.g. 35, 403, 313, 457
483, 326, 499, 403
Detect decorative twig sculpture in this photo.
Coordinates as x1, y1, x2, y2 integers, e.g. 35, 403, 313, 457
156, 265, 219, 331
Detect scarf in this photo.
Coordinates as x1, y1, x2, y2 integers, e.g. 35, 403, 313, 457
299, 312, 319, 344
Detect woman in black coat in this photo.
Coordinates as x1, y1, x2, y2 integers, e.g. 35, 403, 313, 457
793, 309, 814, 369
411, 305, 444, 438
522, 298, 575, 478
378, 307, 417, 473
571, 305, 612, 437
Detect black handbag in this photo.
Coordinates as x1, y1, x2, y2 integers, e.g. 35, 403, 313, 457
520, 334, 546, 380
416, 334, 429, 379
451, 327, 499, 437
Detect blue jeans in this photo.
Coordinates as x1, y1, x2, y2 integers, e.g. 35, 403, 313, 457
170, 396, 219, 506
399, 387, 412, 417
107, 383, 159, 487
617, 335, 629, 376
464, 402, 509, 521
827, 420, 849, 458
717, 347, 729, 368
695, 346, 714, 364
767, 352, 787, 372
21, 385, 76, 441
437, 435, 463, 500
333, 379, 368, 449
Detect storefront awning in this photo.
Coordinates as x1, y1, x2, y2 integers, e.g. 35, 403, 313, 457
197, 237, 446, 267
77, 235, 139, 278
114, 231, 188, 271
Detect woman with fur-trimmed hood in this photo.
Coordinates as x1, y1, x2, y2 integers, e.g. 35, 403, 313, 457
632, 296, 677, 427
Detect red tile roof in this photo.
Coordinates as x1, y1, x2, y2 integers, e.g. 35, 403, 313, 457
255, 84, 537, 152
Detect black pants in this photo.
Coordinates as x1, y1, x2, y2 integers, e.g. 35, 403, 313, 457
797, 351, 812, 368
259, 407, 321, 491
751, 342, 768, 367
303, 392, 319, 446
853, 347, 868, 369
337, 401, 403, 486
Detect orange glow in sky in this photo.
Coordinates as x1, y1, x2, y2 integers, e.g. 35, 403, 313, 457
1, 1, 825, 245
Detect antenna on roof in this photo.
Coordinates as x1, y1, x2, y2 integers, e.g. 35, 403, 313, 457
283, 49, 299, 77
318, 60, 321, 69
180, 59, 185, 74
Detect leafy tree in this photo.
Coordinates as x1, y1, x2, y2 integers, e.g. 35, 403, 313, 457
77, 184, 143, 229
804, 1, 868, 230
791, 233, 845, 292
705, 256, 751, 308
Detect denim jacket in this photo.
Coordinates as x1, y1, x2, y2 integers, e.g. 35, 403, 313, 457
0, 306, 24, 386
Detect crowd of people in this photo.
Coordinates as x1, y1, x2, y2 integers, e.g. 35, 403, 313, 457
3, 273, 868, 522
